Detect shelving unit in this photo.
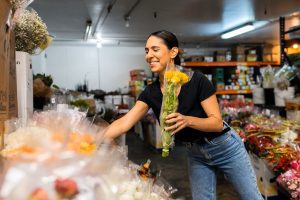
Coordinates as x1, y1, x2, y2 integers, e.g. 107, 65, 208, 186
215, 89, 252, 95
182, 61, 280, 68
181, 61, 276, 96
279, 16, 300, 65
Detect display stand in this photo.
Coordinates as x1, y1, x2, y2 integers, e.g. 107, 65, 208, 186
16, 51, 33, 125
248, 152, 279, 200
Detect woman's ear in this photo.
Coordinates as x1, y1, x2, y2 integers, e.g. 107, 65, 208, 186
170, 47, 179, 59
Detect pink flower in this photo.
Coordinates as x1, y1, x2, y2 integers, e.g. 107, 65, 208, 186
288, 183, 297, 190
291, 191, 298, 199
290, 160, 300, 171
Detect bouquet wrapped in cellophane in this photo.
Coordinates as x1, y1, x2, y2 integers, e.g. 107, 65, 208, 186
160, 64, 189, 157
0, 108, 177, 200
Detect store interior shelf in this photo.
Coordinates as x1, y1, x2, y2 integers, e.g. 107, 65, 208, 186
215, 89, 252, 95
183, 61, 280, 67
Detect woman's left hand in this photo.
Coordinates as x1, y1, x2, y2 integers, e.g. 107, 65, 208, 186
165, 112, 189, 135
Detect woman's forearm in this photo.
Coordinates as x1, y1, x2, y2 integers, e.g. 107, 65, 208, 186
103, 101, 149, 140
103, 118, 129, 140
185, 115, 223, 133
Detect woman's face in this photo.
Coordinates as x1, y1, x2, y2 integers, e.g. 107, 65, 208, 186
145, 36, 172, 73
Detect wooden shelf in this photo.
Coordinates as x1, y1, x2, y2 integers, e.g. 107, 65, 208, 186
183, 61, 280, 67
215, 89, 252, 95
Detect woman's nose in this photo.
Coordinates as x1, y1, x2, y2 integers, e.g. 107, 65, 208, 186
145, 51, 153, 59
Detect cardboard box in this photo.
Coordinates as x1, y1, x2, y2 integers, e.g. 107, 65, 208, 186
247, 54, 257, 62
190, 55, 204, 62
0, 0, 18, 146
204, 56, 214, 62
263, 54, 273, 62
216, 55, 226, 62
130, 74, 145, 81
237, 54, 246, 62
141, 114, 162, 149
249, 153, 278, 199
130, 69, 145, 76
216, 83, 225, 90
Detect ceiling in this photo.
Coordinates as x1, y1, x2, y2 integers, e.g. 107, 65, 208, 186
30, 0, 300, 47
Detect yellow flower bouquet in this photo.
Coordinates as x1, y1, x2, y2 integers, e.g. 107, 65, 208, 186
160, 66, 189, 157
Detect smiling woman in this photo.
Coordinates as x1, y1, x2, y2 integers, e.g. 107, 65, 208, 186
103, 30, 264, 200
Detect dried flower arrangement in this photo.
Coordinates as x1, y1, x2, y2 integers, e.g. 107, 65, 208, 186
9, 0, 34, 11
14, 9, 49, 54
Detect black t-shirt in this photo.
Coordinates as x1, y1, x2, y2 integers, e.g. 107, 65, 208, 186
138, 70, 219, 142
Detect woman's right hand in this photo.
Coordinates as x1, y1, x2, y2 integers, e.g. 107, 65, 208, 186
164, 112, 190, 135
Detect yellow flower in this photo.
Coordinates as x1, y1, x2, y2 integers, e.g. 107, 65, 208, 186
171, 76, 181, 84
164, 70, 189, 84
164, 71, 174, 81
180, 72, 189, 84
79, 142, 96, 155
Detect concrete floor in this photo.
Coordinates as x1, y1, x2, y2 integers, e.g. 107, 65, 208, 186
126, 133, 240, 200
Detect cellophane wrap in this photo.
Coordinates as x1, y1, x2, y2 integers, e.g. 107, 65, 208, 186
159, 64, 189, 157
0, 108, 176, 199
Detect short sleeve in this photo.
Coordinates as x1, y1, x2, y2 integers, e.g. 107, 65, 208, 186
197, 72, 216, 102
137, 87, 150, 105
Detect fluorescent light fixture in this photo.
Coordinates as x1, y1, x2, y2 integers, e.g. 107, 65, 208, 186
221, 23, 255, 39
84, 21, 92, 41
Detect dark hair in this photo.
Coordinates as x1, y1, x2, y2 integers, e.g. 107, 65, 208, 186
148, 30, 181, 65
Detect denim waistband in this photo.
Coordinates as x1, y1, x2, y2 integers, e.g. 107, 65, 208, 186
186, 122, 231, 145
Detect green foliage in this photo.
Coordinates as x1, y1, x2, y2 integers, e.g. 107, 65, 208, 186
288, 54, 300, 66
33, 73, 53, 87
70, 99, 89, 109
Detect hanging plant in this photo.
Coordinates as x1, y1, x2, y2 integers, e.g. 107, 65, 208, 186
14, 9, 49, 54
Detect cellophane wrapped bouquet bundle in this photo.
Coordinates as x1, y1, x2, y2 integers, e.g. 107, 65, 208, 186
1, 108, 100, 158
0, 147, 174, 200
0, 108, 176, 199
276, 160, 300, 200
160, 64, 189, 157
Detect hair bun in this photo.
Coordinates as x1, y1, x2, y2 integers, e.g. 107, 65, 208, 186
178, 48, 184, 55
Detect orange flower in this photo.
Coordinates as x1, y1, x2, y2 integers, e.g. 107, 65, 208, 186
27, 188, 49, 200
79, 142, 96, 155
67, 132, 96, 155
55, 178, 79, 199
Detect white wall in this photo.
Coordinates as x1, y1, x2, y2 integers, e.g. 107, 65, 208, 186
31, 42, 228, 92
32, 42, 150, 92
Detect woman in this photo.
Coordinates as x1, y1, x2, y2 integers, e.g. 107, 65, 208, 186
104, 30, 263, 200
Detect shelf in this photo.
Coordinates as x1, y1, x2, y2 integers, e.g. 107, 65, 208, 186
215, 89, 252, 95
183, 61, 280, 67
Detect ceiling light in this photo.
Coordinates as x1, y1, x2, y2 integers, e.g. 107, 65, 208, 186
84, 20, 92, 41
124, 15, 130, 28
293, 43, 299, 49
123, 0, 143, 28
221, 23, 255, 39
125, 20, 130, 27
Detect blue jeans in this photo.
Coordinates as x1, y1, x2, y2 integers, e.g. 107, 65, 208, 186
186, 129, 263, 200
